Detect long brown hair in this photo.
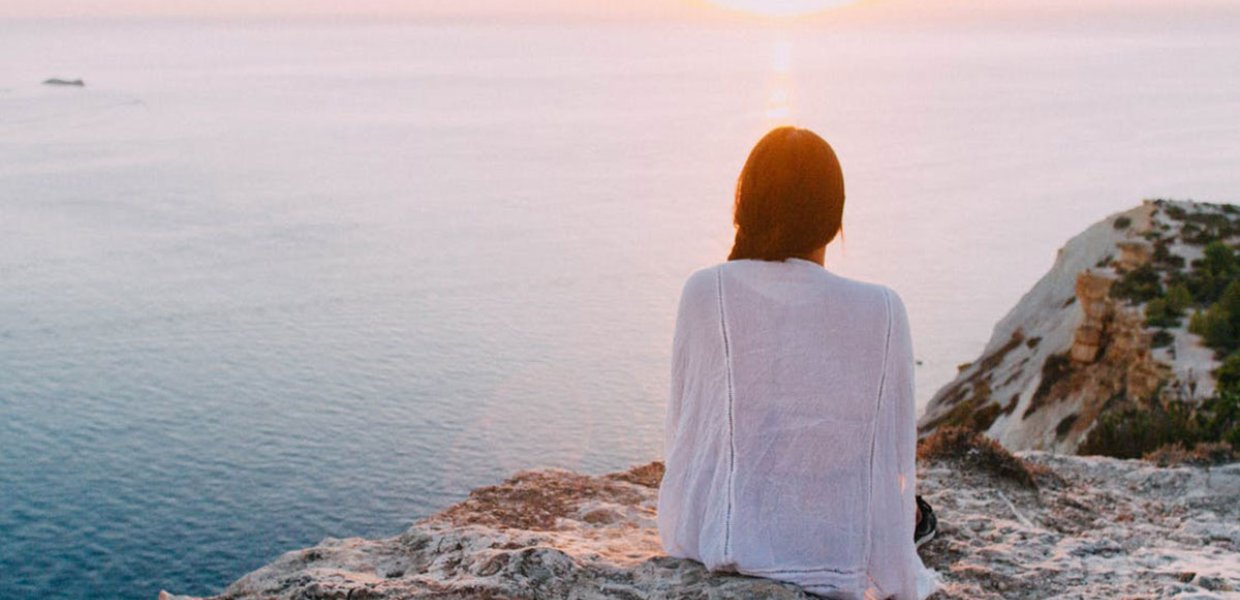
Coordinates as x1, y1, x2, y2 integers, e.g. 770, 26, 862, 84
727, 126, 845, 261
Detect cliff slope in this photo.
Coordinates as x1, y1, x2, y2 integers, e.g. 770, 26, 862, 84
919, 199, 1236, 453
161, 450, 1240, 599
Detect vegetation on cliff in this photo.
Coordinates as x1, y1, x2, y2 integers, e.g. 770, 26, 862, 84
1079, 389, 1239, 460
1079, 201, 1240, 459
920, 199, 1240, 458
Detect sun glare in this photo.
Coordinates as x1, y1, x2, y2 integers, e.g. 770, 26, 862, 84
765, 39, 795, 122
704, 0, 860, 18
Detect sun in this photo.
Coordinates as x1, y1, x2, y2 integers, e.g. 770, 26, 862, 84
702, 0, 861, 17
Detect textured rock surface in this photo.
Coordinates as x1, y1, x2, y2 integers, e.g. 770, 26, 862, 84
919, 199, 1228, 453
160, 456, 1240, 599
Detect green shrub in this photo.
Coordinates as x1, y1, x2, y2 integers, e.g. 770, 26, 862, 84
1145, 298, 1180, 328
1183, 212, 1240, 243
1165, 283, 1193, 313
1113, 216, 1132, 230
1189, 305, 1235, 353
1081, 389, 1240, 459
1218, 280, 1240, 322
1187, 281, 1240, 355
1217, 353, 1240, 392
1110, 264, 1164, 303
1186, 269, 1222, 304
1189, 308, 1206, 335
1080, 401, 1196, 459
1153, 241, 1187, 270
1151, 329, 1174, 348
1204, 239, 1237, 278
1199, 387, 1240, 449
1179, 241, 1239, 303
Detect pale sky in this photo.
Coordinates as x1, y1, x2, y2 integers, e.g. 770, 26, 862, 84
1, 0, 1237, 22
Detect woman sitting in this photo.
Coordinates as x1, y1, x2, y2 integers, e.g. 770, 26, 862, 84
657, 126, 939, 599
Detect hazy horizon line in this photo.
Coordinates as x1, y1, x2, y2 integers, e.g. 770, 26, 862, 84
4, 0, 1240, 26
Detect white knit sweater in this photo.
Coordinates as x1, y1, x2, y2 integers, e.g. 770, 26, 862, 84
657, 258, 939, 599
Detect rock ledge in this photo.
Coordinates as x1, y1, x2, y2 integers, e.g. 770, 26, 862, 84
162, 453, 1240, 599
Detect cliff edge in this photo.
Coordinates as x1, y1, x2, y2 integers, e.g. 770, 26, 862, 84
161, 443, 1240, 600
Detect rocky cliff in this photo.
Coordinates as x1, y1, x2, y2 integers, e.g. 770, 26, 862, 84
160, 440, 1239, 600
918, 199, 1234, 453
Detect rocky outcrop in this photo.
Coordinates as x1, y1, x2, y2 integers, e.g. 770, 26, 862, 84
160, 454, 1240, 599
1068, 268, 1114, 364
919, 199, 1231, 453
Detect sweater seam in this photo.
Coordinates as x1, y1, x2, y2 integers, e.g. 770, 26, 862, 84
715, 265, 737, 565
863, 287, 896, 579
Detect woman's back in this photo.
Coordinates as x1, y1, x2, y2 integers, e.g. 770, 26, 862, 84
657, 258, 936, 599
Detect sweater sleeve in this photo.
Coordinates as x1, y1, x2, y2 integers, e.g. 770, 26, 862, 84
664, 281, 690, 461
663, 268, 713, 465
868, 287, 937, 599
658, 267, 721, 559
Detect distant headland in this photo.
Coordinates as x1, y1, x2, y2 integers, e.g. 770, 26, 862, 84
43, 78, 85, 87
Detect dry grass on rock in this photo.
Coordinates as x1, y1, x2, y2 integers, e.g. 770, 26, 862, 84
604, 461, 665, 488
435, 468, 647, 530
1143, 441, 1237, 467
917, 426, 1050, 489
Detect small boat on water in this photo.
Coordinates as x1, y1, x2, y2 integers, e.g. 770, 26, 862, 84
43, 78, 85, 87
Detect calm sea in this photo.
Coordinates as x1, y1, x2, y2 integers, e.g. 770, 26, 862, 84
2, 17, 1238, 599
